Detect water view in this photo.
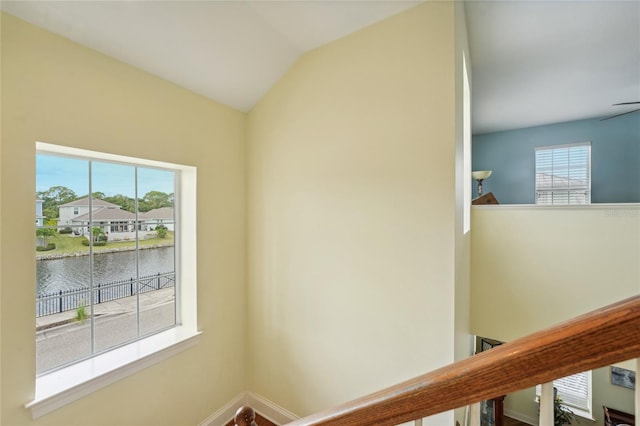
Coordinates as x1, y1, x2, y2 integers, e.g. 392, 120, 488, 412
36, 246, 174, 295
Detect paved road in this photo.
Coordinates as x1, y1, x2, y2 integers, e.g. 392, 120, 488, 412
36, 289, 175, 373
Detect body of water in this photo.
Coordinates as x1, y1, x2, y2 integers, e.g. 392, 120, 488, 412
36, 246, 175, 295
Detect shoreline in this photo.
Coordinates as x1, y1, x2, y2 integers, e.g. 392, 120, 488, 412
36, 242, 174, 261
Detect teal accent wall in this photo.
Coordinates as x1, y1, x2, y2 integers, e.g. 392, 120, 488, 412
472, 114, 640, 204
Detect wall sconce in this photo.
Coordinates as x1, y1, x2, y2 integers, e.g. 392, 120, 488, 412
472, 170, 492, 197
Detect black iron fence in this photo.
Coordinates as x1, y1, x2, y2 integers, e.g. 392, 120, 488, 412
36, 272, 175, 317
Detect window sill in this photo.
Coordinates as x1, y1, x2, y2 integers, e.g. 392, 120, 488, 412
27, 327, 201, 419
571, 407, 595, 422
534, 401, 594, 422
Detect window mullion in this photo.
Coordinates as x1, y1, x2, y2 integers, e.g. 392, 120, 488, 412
135, 167, 141, 338
88, 160, 96, 355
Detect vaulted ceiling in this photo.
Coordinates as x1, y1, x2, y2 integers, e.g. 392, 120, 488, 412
2, 1, 638, 134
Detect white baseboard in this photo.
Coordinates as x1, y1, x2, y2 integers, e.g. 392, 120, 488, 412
199, 393, 248, 426
199, 392, 299, 426
246, 392, 299, 425
504, 408, 537, 426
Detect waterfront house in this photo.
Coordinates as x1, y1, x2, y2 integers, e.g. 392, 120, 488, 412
58, 196, 174, 241
58, 197, 122, 227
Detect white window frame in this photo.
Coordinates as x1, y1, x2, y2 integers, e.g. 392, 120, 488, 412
462, 52, 472, 234
28, 142, 200, 419
536, 371, 593, 420
535, 142, 591, 205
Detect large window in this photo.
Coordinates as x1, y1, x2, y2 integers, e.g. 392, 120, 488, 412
31, 143, 198, 418
535, 143, 591, 205
36, 150, 179, 372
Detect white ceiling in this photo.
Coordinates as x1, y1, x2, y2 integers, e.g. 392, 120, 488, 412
466, 0, 640, 134
0, 0, 422, 112
1, 1, 639, 134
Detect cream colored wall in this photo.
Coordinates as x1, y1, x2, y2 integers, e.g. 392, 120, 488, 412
246, 2, 459, 423
0, 11, 4, 424
454, 0, 472, 363
454, 2, 473, 424
471, 205, 640, 341
1, 13, 246, 426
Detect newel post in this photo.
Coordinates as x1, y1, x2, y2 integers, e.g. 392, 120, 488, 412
234, 406, 258, 426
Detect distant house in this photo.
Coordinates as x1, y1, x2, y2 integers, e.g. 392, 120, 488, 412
36, 198, 44, 226
59, 197, 159, 241
58, 197, 122, 226
141, 207, 175, 231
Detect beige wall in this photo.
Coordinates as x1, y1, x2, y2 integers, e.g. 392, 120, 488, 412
246, 2, 461, 423
471, 205, 640, 341
454, 0, 472, 363
454, 2, 473, 424
0, 11, 4, 424
1, 13, 246, 425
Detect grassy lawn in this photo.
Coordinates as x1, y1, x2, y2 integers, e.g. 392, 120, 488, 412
36, 232, 174, 257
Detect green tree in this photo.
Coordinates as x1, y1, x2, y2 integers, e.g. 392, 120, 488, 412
103, 194, 136, 213
36, 227, 56, 247
44, 218, 58, 227
37, 186, 78, 219
155, 224, 168, 239
141, 191, 173, 211
91, 226, 106, 243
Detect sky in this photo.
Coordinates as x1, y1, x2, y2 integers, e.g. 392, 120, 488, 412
36, 154, 174, 198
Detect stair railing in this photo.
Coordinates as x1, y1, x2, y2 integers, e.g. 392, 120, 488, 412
237, 295, 640, 426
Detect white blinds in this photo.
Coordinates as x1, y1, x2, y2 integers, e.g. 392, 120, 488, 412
535, 143, 591, 205
536, 371, 591, 412
555, 371, 590, 410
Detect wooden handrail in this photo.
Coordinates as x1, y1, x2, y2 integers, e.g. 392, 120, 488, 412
276, 295, 640, 425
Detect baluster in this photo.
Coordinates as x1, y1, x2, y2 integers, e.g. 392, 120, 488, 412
234, 406, 258, 426
539, 382, 554, 426
635, 358, 639, 425
494, 395, 505, 426
469, 401, 481, 426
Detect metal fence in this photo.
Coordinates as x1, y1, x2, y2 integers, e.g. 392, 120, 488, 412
36, 272, 175, 317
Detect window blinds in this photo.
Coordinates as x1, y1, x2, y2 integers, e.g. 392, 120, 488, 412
555, 372, 590, 410
536, 371, 591, 413
535, 143, 591, 205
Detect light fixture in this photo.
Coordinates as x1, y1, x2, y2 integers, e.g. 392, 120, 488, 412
472, 170, 492, 197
